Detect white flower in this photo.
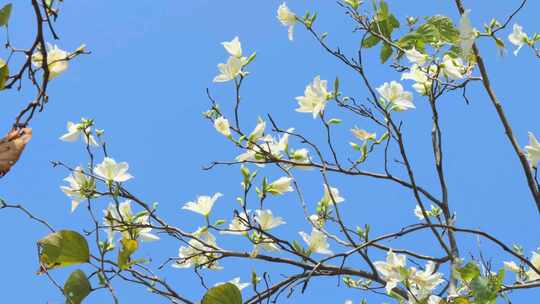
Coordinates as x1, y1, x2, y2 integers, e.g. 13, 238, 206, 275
374, 250, 408, 294
61, 166, 95, 212
215, 277, 250, 291
525, 132, 540, 168
182, 193, 223, 217
214, 116, 231, 137
174, 228, 220, 269
103, 200, 159, 243
508, 23, 528, 56
377, 81, 415, 112
440, 55, 465, 80
213, 56, 243, 83
414, 205, 426, 220
31, 43, 69, 79
299, 228, 333, 255
59, 121, 98, 146
351, 127, 376, 141
409, 261, 445, 300
254, 209, 285, 230
291, 148, 311, 166
248, 119, 266, 143
526, 252, 540, 281
503, 261, 521, 273
252, 234, 281, 254
277, 3, 296, 41
221, 211, 251, 235
401, 65, 432, 95
267, 176, 294, 195
94, 157, 133, 183
405, 48, 428, 66
320, 184, 345, 205
222, 36, 243, 58
295, 76, 331, 118
504, 253, 540, 283
427, 295, 442, 304
414, 204, 440, 221
459, 10, 476, 58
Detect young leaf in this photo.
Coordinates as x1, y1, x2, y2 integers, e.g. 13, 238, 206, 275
327, 118, 342, 125
457, 261, 480, 282
380, 42, 393, 63
38, 230, 90, 271
0, 59, 9, 90
201, 283, 242, 304
118, 238, 138, 270
362, 35, 381, 48
64, 270, 91, 304
0, 3, 12, 27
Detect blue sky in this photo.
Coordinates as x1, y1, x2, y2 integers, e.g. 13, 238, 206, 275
1, 0, 540, 303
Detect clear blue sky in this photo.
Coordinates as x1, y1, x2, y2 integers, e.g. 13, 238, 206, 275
1, 1, 539, 303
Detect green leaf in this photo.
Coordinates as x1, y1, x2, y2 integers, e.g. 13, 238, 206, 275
0, 3, 12, 27
38, 230, 90, 271
202, 283, 242, 304
380, 42, 393, 63
327, 118, 342, 125
64, 270, 91, 304
362, 35, 381, 48
0, 59, 9, 90
118, 238, 138, 270
457, 261, 481, 282
470, 276, 498, 304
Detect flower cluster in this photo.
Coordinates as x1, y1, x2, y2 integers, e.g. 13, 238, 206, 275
213, 37, 254, 83
374, 250, 444, 303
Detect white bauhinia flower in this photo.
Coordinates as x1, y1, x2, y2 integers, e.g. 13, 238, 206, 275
320, 184, 345, 205
61, 166, 95, 212
427, 295, 443, 304
409, 261, 445, 300
525, 132, 540, 168
350, 127, 376, 141
214, 116, 231, 137
414, 204, 426, 220
252, 234, 281, 254
267, 176, 294, 195
248, 119, 266, 143
503, 261, 521, 273
291, 148, 310, 164
103, 200, 159, 243
504, 253, 540, 282
60, 121, 98, 146
401, 64, 432, 95
526, 252, 540, 281
374, 250, 408, 294
222, 36, 243, 58
508, 23, 529, 56
405, 48, 428, 66
94, 157, 133, 183
221, 211, 251, 235
295, 76, 331, 118
277, 2, 296, 41
213, 56, 243, 83
459, 10, 476, 59
215, 277, 250, 291
174, 228, 220, 269
254, 209, 285, 230
441, 55, 465, 80
182, 193, 223, 217
299, 228, 333, 255
377, 81, 415, 112
31, 43, 69, 79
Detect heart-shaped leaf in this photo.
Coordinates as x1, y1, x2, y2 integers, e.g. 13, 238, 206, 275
38, 230, 90, 271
